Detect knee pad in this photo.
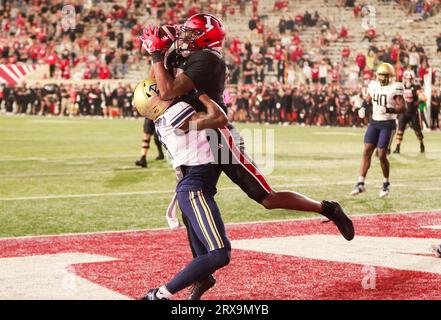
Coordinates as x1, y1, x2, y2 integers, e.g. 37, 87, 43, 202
142, 139, 150, 149
208, 248, 231, 270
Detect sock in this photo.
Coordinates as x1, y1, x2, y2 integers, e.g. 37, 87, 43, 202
358, 176, 365, 184
166, 248, 230, 294
156, 285, 172, 299
383, 178, 389, 184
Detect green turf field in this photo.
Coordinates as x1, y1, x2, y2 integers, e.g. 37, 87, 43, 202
1, 115, 440, 237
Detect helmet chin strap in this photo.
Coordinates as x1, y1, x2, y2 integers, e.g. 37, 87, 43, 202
174, 41, 191, 57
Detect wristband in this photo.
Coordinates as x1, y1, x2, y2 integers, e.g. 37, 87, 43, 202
151, 52, 163, 63
385, 107, 396, 114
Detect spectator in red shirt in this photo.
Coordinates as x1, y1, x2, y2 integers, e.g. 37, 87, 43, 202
353, 5, 361, 18
342, 46, 351, 61
395, 65, 405, 82
362, 28, 377, 42
390, 45, 399, 65
292, 31, 301, 45
418, 61, 429, 84
339, 26, 348, 42
311, 63, 320, 84
98, 64, 111, 79
46, 51, 58, 77
61, 65, 71, 79
355, 52, 366, 77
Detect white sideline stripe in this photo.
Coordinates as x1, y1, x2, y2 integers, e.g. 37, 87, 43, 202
421, 225, 441, 230
0, 154, 143, 162
0, 209, 440, 242
0, 168, 173, 178
0, 180, 413, 201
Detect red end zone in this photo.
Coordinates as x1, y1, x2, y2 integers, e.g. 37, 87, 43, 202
1, 212, 441, 300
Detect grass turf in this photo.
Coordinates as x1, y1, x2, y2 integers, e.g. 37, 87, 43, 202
1, 115, 441, 237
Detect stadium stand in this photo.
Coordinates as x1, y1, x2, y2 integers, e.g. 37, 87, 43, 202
0, 0, 439, 126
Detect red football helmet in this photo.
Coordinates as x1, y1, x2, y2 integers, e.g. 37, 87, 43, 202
178, 13, 226, 52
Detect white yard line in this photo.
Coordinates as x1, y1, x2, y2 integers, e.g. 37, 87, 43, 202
1, 176, 439, 201
0, 168, 173, 178
0, 209, 440, 242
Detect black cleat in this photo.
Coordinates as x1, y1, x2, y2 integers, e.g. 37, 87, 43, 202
155, 154, 165, 160
393, 145, 400, 154
321, 200, 355, 241
420, 142, 425, 153
140, 288, 168, 300
187, 275, 216, 300
135, 156, 147, 168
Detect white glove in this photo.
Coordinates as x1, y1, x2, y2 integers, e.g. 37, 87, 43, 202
166, 193, 180, 230
358, 107, 366, 119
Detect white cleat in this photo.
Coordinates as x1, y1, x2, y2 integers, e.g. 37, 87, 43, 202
350, 183, 366, 196
379, 182, 390, 198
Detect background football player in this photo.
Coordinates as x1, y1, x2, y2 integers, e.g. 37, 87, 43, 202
352, 63, 406, 198
134, 118, 164, 168
392, 72, 426, 154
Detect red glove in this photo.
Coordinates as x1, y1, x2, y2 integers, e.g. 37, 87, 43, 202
140, 25, 174, 55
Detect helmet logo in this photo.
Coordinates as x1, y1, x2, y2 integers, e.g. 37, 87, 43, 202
204, 15, 214, 32
145, 83, 159, 98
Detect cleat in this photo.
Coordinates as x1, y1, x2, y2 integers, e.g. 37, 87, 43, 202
379, 182, 390, 198
187, 275, 216, 300
155, 154, 165, 160
140, 288, 168, 300
350, 183, 366, 196
135, 156, 147, 168
321, 200, 355, 241
393, 145, 400, 154
420, 143, 425, 153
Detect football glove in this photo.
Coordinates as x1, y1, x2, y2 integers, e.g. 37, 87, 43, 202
140, 25, 176, 55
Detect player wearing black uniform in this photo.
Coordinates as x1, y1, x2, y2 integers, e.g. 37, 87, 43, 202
141, 14, 354, 299
393, 73, 425, 154
134, 118, 164, 168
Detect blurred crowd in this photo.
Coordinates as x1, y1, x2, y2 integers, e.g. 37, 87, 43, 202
226, 82, 441, 130
395, 0, 441, 18
1, 81, 440, 131
0, 0, 246, 80
0, 0, 440, 129
0, 82, 137, 117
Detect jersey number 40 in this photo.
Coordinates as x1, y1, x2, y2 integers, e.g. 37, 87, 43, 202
372, 94, 387, 107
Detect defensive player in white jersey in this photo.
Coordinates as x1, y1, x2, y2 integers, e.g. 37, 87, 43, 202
351, 63, 406, 198
132, 78, 232, 300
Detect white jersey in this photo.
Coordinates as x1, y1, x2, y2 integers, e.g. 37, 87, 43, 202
154, 101, 214, 168
367, 80, 404, 121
